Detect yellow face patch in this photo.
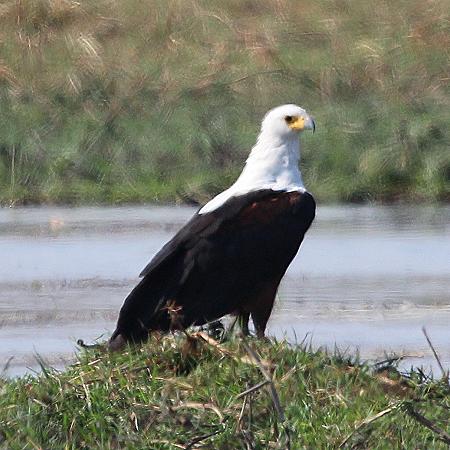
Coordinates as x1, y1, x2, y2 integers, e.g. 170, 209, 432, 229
285, 115, 305, 131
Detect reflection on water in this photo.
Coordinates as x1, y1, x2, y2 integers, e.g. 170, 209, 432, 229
0, 204, 449, 377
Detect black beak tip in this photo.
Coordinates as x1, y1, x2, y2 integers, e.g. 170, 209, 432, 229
312, 118, 316, 134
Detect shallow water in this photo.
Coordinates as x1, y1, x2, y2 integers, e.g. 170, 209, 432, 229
0, 204, 449, 377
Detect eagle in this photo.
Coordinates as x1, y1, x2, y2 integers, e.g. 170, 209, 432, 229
109, 104, 316, 349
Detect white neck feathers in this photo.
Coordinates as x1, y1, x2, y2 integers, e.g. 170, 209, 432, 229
199, 133, 305, 215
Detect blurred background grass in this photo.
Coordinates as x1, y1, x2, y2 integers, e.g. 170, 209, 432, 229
0, 0, 448, 205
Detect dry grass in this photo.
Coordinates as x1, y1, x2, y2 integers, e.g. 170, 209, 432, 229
0, 334, 449, 448
0, 0, 448, 204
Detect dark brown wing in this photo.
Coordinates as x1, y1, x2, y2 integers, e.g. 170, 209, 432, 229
139, 189, 278, 277
111, 189, 315, 343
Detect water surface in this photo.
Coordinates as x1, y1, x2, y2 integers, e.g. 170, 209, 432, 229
1, 204, 449, 377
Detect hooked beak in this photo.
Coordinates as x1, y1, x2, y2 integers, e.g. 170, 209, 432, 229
306, 116, 316, 134
287, 114, 316, 133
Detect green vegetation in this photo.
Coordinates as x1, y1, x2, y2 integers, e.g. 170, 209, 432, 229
0, 0, 449, 205
0, 335, 449, 449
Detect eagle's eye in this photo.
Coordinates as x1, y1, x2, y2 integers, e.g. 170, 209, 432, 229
284, 115, 294, 123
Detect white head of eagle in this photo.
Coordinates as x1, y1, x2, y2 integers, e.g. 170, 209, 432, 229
108, 104, 316, 348
200, 104, 316, 214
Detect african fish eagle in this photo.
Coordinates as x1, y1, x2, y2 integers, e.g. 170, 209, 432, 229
109, 104, 316, 349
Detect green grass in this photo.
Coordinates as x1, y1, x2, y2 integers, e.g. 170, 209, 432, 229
0, 0, 449, 205
1, 335, 449, 449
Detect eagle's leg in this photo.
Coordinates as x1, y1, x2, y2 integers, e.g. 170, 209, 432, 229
250, 286, 277, 339
238, 311, 250, 336
251, 312, 270, 339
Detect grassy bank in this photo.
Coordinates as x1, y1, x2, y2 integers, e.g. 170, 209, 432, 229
0, 0, 449, 205
0, 335, 449, 449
